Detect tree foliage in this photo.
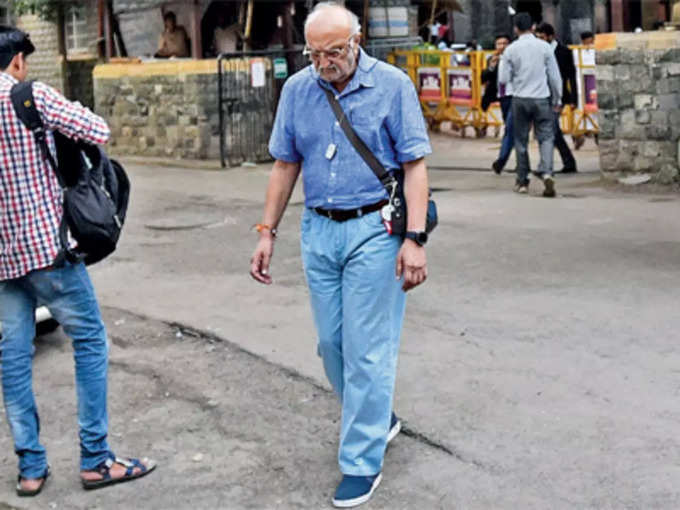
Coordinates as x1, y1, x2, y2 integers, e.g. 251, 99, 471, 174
11, 0, 85, 22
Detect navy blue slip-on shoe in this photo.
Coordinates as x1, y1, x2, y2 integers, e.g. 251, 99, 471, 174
332, 473, 382, 508
387, 412, 401, 444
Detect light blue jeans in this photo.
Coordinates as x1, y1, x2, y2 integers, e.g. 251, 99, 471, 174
0, 261, 110, 478
301, 208, 406, 476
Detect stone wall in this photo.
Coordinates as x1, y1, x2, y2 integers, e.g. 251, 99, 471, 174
92, 59, 249, 161
16, 14, 64, 91
596, 41, 680, 184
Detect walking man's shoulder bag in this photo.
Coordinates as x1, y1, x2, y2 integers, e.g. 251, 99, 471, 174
322, 87, 437, 237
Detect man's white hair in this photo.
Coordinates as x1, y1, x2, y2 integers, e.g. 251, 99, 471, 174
304, 2, 361, 37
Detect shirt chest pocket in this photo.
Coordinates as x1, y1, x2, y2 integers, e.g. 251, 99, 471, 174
349, 109, 385, 151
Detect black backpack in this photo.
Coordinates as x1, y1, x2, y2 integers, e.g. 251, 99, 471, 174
10, 81, 130, 265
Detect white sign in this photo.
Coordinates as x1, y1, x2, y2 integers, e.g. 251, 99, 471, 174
251, 59, 266, 88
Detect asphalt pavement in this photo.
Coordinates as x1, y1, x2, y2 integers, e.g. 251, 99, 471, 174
1, 133, 679, 509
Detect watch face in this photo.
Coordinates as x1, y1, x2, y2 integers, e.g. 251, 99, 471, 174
416, 232, 428, 245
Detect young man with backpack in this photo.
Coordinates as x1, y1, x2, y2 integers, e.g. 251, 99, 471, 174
0, 26, 155, 496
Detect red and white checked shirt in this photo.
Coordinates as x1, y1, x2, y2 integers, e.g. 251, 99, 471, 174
0, 72, 110, 280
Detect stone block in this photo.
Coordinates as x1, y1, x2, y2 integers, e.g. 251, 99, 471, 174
615, 65, 631, 81
621, 50, 645, 64
656, 77, 680, 95
595, 65, 615, 82
633, 155, 653, 172
657, 94, 680, 110
665, 63, 680, 76
646, 124, 670, 141
635, 110, 651, 125
658, 48, 680, 63
596, 49, 620, 65
599, 140, 618, 171
656, 164, 679, 184
615, 142, 638, 172
634, 94, 658, 110
597, 91, 617, 110
670, 110, 680, 141
619, 91, 634, 110
641, 141, 661, 158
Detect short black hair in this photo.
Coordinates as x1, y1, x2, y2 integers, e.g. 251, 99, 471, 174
163, 11, 177, 23
536, 22, 555, 36
514, 13, 533, 32
495, 33, 511, 42
580, 31, 594, 40
0, 26, 35, 70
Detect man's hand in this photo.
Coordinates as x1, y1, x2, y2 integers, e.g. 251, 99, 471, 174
396, 239, 427, 292
553, 104, 563, 113
250, 234, 275, 284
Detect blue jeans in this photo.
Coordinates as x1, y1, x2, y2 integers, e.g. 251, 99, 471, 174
497, 96, 514, 168
0, 262, 110, 478
300, 208, 406, 476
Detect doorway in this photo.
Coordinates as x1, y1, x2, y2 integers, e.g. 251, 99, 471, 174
515, 0, 543, 24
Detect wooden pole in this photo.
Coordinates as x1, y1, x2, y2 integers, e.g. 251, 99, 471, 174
244, 0, 254, 50
362, 0, 369, 41
104, 0, 113, 59
430, 0, 438, 27
190, 0, 202, 58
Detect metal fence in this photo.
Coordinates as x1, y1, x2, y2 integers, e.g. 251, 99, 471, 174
217, 39, 424, 168
217, 49, 307, 168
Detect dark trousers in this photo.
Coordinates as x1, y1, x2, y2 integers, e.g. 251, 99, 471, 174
512, 97, 554, 186
496, 96, 514, 169
553, 112, 576, 170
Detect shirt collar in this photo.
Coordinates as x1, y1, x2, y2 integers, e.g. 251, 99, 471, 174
0, 72, 18, 86
314, 47, 377, 95
519, 33, 535, 40
550, 40, 558, 50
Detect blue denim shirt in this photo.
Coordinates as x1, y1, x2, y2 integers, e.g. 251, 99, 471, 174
269, 48, 431, 209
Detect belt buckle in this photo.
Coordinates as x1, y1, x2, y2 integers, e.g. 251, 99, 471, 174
327, 209, 334, 220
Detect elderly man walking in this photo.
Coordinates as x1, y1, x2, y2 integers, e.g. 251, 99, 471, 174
249, 2, 431, 507
499, 12, 562, 197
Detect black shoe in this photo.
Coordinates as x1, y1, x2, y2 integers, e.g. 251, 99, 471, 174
491, 161, 503, 175
560, 167, 577, 173
542, 175, 556, 198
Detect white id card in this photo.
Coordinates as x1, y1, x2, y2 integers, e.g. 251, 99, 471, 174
325, 143, 337, 160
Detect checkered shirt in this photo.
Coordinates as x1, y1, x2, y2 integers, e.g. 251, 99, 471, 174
0, 72, 110, 280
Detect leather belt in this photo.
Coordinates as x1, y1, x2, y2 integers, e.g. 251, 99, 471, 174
313, 200, 388, 222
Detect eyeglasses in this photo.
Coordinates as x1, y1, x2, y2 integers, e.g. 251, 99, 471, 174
302, 34, 357, 60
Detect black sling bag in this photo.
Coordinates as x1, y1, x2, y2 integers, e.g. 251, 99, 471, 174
10, 81, 130, 265
322, 87, 437, 236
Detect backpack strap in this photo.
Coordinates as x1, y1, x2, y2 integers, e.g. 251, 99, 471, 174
10, 81, 74, 264
10, 81, 63, 186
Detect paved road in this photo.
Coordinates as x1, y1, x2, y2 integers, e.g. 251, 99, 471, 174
1, 135, 679, 509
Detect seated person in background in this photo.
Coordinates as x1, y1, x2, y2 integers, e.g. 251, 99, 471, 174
155, 11, 189, 58
580, 31, 594, 46
213, 13, 240, 55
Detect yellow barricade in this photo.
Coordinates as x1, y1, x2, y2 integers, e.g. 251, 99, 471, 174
388, 49, 489, 137
569, 45, 599, 139
389, 47, 600, 140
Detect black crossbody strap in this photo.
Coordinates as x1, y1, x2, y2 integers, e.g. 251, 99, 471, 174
322, 87, 395, 189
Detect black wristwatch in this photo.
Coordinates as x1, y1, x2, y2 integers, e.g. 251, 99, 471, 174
405, 231, 428, 246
